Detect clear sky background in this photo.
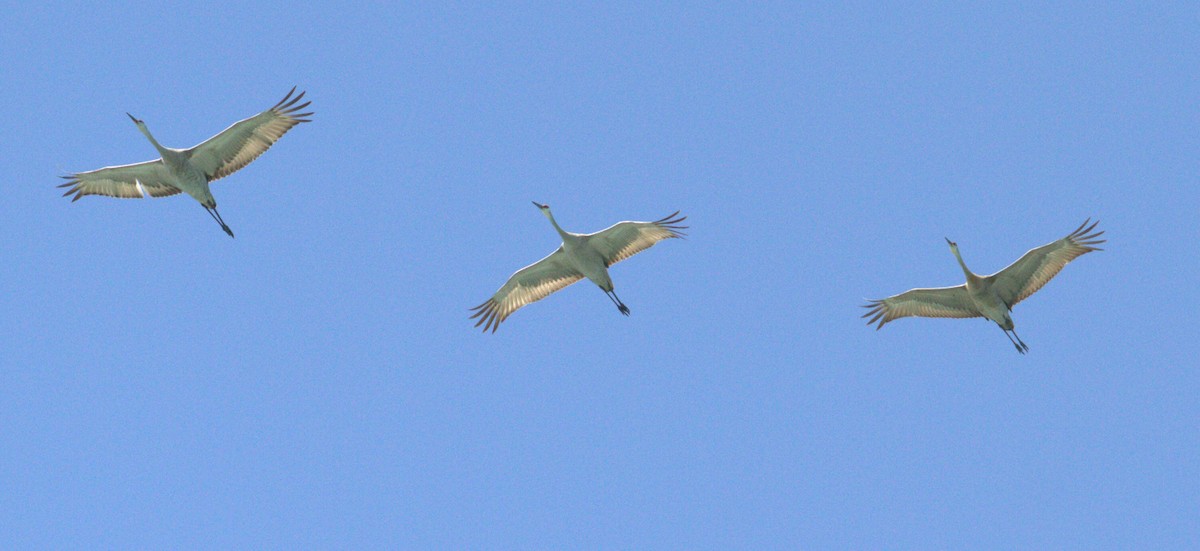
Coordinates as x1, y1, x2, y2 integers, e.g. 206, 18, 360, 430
1, 1, 1196, 548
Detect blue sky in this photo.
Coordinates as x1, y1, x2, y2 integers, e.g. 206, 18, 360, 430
1, 1, 1197, 547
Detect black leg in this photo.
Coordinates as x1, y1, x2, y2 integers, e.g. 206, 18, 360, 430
1002, 329, 1025, 354
605, 290, 630, 316
1011, 328, 1030, 353
204, 206, 235, 238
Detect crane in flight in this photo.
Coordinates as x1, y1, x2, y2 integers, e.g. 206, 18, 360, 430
470, 202, 687, 333
862, 219, 1104, 354
59, 87, 313, 238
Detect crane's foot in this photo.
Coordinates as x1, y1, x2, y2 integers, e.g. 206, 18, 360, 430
1012, 330, 1029, 354
606, 290, 631, 316
204, 206, 235, 238
1003, 329, 1029, 355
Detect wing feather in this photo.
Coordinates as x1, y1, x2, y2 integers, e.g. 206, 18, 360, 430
989, 219, 1105, 308
187, 87, 313, 181
469, 248, 584, 333
58, 160, 180, 202
861, 285, 980, 330
586, 211, 688, 267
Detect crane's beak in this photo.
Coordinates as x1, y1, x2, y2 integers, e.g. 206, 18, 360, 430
945, 237, 955, 246
127, 113, 141, 124
532, 201, 547, 209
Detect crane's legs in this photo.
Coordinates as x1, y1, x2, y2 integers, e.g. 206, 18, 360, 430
1010, 328, 1029, 354
204, 205, 235, 238
1002, 328, 1029, 354
605, 290, 631, 316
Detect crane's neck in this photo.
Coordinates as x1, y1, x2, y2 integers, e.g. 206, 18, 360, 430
544, 211, 571, 241
952, 248, 982, 286
137, 125, 171, 158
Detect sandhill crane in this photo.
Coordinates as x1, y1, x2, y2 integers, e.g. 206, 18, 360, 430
862, 219, 1104, 354
59, 87, 313, 238
470, 202, 687, 332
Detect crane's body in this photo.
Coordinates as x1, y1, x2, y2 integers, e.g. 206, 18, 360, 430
135, 122, 210, 204
954, 242, 1015, 331
555, 226, 617, 296
863, 219, 1105, 353
60, 88, 313, 237
470, 202, 687, 332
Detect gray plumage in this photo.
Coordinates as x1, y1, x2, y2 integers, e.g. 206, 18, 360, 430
60, 88, 312, 237
863, 219, 1104, 353
471, 203, 687, 333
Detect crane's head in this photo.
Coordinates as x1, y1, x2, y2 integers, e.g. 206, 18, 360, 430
532, 201, 551, 218
126, 113, 151, 136
945, 237, 959, 253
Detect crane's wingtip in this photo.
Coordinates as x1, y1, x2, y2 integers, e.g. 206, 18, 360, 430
272, 86, 306, 110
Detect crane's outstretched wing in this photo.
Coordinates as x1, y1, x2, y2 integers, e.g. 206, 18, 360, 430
989, 219, 1104, 308
470, 247, 584, 333
58, 160, 180, 201
862, 285, 980, 330
186, 87, 313, 182
585, 211, 687, 267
